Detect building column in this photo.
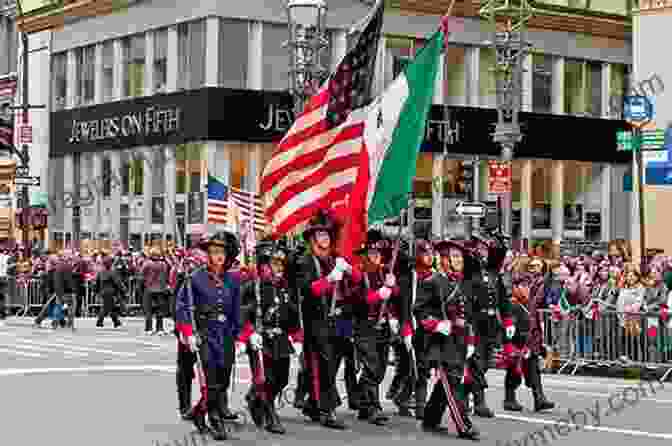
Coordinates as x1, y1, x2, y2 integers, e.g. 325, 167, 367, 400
166, 26, 178, 92
434, 53, 445, 105
205, 17, 220, 87
144, 31, 154, 97
63, 155, 74, 237
551, 56, 564, 115
217, 142, 231, 186
164, 145, 176, 238
94, 43, 103, 104
520, 159, 533, 243
466, 46, 480, 107
0, 17, 7, 75
600, 164, 612, 242
91, 152, 102, 235
551, 160, 564, 243
66, 49, 77, 108
112, 40, 123, 101
142, 148, 153, 235
376, 36, 387, 96
432, 156, 444, 239
601, 62, 611, 118
247, 21, 263, 90
331, 29, 347, 71
522, 53, 533, 112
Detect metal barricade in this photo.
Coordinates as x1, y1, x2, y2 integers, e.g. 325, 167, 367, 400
12, 277, 46, 316
540, 308, 672, 380
124, 276, 142, 315
83, 279, 101, 317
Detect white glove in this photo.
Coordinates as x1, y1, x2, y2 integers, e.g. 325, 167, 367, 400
506, 325, 516, 339
249, 333, 263, 350
237, 342, 247, 355
384, 273, 396, 288
187, 335, 200, 353
293, 343, 303, 356
378, 286, 392, 300
327, 268, 343, 283
335, 257, 352, 274
388, 318, 400, 335
436, 320, 452, 336
403, 335, 413, 349
466, 345, 475, 359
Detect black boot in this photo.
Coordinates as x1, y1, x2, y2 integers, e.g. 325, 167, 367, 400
96, 318, 104, 328
415, 380, 427, 420
320, 411, 346, 429
178, 379, 193, 420
503, 386, 523, 412
264, 400, 286, 434
473, 389, 494, 418
386, 374, 403, 400
219, 392, 239, 421
458, 424, 481, 441
191, 410, 209, 434
533, 388, 555, 412
208, 411, 228, 441
246, 390, 265, 428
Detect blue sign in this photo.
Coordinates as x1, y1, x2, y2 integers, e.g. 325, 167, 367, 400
645, 164, 672, 185
624, 95, 653, 123
665, 126, 672, 158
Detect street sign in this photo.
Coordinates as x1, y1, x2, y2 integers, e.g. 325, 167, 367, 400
488, 161, 511, 194
455, 201, 486, 218
624, 95, 653, 125
19, 126, 32, 144
641, 129, 665, 149
15, 176, 40, 186
15, 166, 28, 176
617, 130, 632, 151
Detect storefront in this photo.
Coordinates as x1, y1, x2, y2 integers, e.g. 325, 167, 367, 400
48, 87, 292, 251
416, 105, 631, 245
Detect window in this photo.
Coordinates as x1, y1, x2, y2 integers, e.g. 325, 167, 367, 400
152, 149, 165, 194
154, 28, 167, 92
444, 44, 466, 105
565, 58, 586, 115
386, 37, 413, 87
586, 61, 602, 117
52, 53, 67, 110
262, 24, 290, 91
175, 143, 204, 194
531, 159, 553, 230
121, 152, 130, 196
479, 48, 496, 107
122, 34, 145, 98
532, 54, 552, 114
0, 16, 17, 76
102, 41, 114, 101
102, 156, 111, 198
178, 20, 206, 90
229, 144, 248, 190
129, 151, 144, 196
76, 45, 95, 105
218, 19, 248, 89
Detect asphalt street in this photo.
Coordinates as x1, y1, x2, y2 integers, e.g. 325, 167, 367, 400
1, 317, 672, 446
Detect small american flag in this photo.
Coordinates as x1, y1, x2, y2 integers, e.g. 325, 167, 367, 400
207, 175, 268, 233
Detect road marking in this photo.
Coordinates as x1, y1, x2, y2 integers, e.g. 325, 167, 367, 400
0, 365, 175, 377
495, 412, 672, 439
0, 348, 42, 358
488, 385, 672, 404
0, 342, 88, 357
5, 338, 136, 357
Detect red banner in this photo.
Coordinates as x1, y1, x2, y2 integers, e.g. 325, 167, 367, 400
488, 161, 511, 194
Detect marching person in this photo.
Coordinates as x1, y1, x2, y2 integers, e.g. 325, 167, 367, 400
239, 242, 300, 434
175, 232, 241, 440
352, 231, 412, 425
34, 250, 78, 330
95, 254, 124, 328
414, 239, 480, 440
142, 246, 170, 335
295, 208, 362, 429
467, 232, 515, 418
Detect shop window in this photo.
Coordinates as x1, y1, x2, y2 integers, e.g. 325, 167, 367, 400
532, 54, 552, 114
445, 45, 466, 106
385, 37, 413, 87
262, 24, 291, 91
52, 53, 67, 111
151, 149, 165, 194
75, 46, 95, 105
121, 152, 130, 196
609, 63, 627, 119
219, 19, 248, 89
175, 143, 204, 193
102, 41, 114, 101
479, 48, 496, 107
230, 144, 248, 190
122, 34, 145, 98
564, 59, 585, 115
153, 28, 168, 92
531, 159, 552, 230
102, 157, 111, 197
178, 20, 206, 90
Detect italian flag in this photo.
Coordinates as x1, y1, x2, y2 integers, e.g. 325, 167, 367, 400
341, 28, 444, 261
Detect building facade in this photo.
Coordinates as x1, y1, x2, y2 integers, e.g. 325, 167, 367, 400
17, 0, 636, 251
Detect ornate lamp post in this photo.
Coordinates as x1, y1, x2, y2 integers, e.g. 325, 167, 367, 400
480, 0, 533, 235
286, 0, 329, 117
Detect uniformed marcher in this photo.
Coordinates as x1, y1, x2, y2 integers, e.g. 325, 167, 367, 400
239, 242, 300, 434
95, 254, 124, 328
142, 246, 170, 335
295, 208, 362, 429
415, 239, 480, 440
34, 251, 78, 330
466, 232, 515, 417
175, 232, 241, 440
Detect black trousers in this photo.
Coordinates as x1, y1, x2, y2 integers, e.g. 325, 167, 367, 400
97, 292, 121, 326
304, 324, 358, 414
247, 349, 291, 401
423, 366, 474, 433
388, 339, 414, 406
200, 336, 235, 419
354, 322, 390, 411
505, 352, 542, 391
176, 345, 196, 412
143, 290, 168, 332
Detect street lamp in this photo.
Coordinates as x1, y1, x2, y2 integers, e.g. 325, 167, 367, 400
286, 0, 329, 117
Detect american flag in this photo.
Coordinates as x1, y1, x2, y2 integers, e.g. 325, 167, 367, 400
0, 120, 11, 149
207, 175, 268, 233
260, 0, 384, 236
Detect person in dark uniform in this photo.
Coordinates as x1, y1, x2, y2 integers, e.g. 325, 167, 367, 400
295, 208, 362, 430
35, 251, 78, 330
142, 247, 170, 335
175, 232, 241, 440
239, 242, 300, 434
466, 232, 515, 418
414, 239, 479, 440
95, 255, 124, 328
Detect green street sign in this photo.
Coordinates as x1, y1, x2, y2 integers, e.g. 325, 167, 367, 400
642, 129, 665, 149
617, 130, 633, 151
